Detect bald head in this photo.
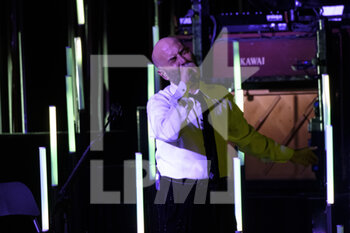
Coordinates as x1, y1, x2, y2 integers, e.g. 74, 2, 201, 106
152, 37, 183, 68
151, 36, 199, 88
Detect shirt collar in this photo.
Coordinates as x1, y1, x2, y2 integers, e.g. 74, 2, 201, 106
169, 82, 179, 95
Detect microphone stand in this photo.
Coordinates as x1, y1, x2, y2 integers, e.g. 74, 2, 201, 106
54, 104, 122, 233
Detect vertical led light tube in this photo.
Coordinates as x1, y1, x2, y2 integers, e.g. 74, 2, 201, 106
147, 64, 156, 180
49, 106, 58, 186
233, 41, 245, 163
152, 26, 159, 47
66, 47, 80, 132
321, 74, 334, 205
76, 0, 85, 25
233, 158, 243, 232
233, 41, 245, 164
233, 41, 244, 111
18, 31, 27, 133
0, 81, 2, 132
74, 37, 85, 110
325, 125, 334, 204
7, 55, 13, 133
65, 76, 76, 153
152, 26, 161, 93
233, 41, 244, 232
39, 147, 49, 232
317, 78, 323, 131
322, 74, 331, 127
135, 152, 145, 233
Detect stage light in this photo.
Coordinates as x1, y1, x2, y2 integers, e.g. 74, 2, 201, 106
233, 42, 244, 232
76, 0, 85, 25
321, 74, 334, 205
295, 0, 302, 8
179, 17, 192, 25
147, 64, 156, 180
65, 76, 76, 153
322, 74, 331, 126
18, 31, 27, 133
325, 125, 334, 204
7, 55, 13, 132
39, 147, 49, 232
321, 5, 344, 17
233, 41, 241, 88
278, 23, 288, 31
74, 37, 85, 110
233, 40, 244, 162
233, 157, 243, 232
135, 152, 145, 233
266, 14, 283, 22
49, 106, 58, 186
329, 18, 342, 21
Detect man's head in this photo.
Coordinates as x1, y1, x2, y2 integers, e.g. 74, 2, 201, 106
152, 37, 200, 88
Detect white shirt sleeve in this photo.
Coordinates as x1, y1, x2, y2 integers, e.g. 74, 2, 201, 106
147, 82, 193, 142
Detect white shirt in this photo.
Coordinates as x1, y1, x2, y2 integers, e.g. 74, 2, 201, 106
147, 81, 209, 179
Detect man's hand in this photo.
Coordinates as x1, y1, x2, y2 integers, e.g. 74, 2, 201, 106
180, 66, 200, 94
290, 147, 319, 166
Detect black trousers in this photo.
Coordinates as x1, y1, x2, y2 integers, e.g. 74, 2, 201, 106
153, 176, 237, 233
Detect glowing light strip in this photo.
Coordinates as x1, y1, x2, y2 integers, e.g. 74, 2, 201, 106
65, 47, 74, 76
233, 41, 244, 231
147, 64, 155, 100
147, 64, 156, 180
103, 31, 110, 132
135, 152, 145, 233
325, 125, 334, 204
49, 106, 58, 186
76, 0, 85, 25
0, 82, 2, 132
317, 78, 323, 131
152, 26, 161, 93
65, 76, 76, 153
233, 41, 244, 111
152, 26, 159, 47
233, 157, 243, 232
66, 47, 80, 133
321, 74, 334, 205
39, 147, 49, 232
233, 41, 245, 165
74, 37, 85, 110
322, 74, 331, 126
18, 31, 27, 133
235, 90, 244, 113
233, 41, 242, 89
7, 55, 13, 133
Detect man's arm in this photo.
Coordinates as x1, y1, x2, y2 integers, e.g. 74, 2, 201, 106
147, 82, 192, 142
227, 94, 318, 165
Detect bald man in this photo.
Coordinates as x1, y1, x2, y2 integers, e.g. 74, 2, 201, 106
147, 37, 318, 233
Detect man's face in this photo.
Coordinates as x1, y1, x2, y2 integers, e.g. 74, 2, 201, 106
154, 38, 200, 86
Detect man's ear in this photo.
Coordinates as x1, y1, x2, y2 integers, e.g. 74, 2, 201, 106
158, 70, 169, 81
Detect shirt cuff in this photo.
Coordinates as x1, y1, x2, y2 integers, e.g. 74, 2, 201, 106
169, 81, 187, 106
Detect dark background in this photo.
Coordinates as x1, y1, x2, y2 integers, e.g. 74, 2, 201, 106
0, 0, 349, 232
